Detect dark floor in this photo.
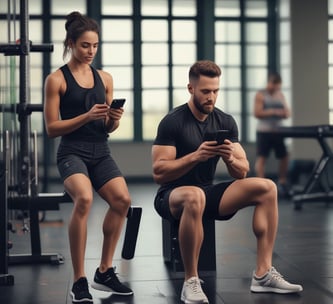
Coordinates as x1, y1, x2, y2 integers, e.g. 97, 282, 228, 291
1, 182, 333, 304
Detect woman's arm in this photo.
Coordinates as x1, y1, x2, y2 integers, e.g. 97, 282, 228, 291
99, 70, 122, 133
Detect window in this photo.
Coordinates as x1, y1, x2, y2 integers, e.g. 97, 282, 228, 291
215, 20, 241, 121
329, 0, 333, 122
102, 18, 134, 140
101, 0, 196, 141
0, 0, 279, 144
245, 21, 268, 141
215, 0, 274, 142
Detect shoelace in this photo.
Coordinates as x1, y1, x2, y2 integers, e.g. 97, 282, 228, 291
188, 278, 205, 294
270, 267, 285, 282
104, 267, 121, 284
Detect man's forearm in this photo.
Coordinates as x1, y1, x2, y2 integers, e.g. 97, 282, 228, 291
225, 157, 249, 179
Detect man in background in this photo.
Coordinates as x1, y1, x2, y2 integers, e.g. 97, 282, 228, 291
254, 72, 291, 197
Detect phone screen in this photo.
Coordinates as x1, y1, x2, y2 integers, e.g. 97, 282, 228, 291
215, 130, 231, 144
110, 98, 126, 109
203, 130, 231, 144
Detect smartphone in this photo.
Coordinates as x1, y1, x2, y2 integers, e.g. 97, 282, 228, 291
204, 130, 231, 145
215, 130, 231, 145
110, 98, 126, 109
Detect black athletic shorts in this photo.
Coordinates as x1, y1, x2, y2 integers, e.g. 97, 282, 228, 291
256, 131, 288, 159
154, 181, 237, 221
57, 139, 122, 191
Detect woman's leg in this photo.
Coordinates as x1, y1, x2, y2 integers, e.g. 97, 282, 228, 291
64, 173, 94, 282
97, 176, 131, 271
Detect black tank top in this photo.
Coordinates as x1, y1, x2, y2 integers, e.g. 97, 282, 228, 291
59, 64, 108, 142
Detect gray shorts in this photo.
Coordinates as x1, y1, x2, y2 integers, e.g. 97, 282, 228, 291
57, 139, 122, 191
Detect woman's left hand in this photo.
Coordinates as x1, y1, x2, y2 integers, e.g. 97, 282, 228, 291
108, 107, 124, 122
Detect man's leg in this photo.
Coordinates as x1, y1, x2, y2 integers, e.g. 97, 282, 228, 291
218, 177, 302, 293
169, 186, 205, 280
168, 186, 209, 303
255, 156, 266, 178
218, 177, 277, 276
278, 155, 289, 185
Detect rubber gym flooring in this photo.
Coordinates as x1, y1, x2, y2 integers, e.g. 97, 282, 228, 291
1, 182, 333, 304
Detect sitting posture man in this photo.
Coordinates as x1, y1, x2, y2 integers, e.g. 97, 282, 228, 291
152, 60, 302, 304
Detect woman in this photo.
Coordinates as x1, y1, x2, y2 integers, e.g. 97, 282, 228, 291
43, 11, 133, 303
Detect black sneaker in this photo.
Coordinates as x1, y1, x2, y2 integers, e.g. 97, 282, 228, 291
70, 277, 93, 303
91, 267, 133, 295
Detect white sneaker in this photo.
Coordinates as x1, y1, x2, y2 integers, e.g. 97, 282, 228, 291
181, 277, 209, 303
250, 267, 303, 294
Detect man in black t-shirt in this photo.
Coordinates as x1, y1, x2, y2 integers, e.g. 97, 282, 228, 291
152, 60, 302, 304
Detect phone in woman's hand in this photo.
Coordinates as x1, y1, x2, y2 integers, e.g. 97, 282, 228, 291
110, 98, 126, 109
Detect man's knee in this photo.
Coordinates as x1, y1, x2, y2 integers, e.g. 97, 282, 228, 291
183, 188, 206, 215
258, 178, 276, 191
171, 187, 206, 218
255, 178, 278, 204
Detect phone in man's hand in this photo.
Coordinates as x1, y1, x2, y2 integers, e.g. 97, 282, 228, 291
110, 98, 126, 109
204, 130, 231, 145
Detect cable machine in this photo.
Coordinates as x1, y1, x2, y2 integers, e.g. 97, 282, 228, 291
0, 0, 67, 286
0, 0, 142, 287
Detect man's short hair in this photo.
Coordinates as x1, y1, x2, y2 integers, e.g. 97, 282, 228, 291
189, 60, 222, 82
268, 72, 282, 84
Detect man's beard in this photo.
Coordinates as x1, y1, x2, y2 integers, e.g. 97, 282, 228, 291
193, 95, 213, 115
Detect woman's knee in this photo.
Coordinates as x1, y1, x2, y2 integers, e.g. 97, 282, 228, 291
112, 192, 131, 215
73, 193, 93, 216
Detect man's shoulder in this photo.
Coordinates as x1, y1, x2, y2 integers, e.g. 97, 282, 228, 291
212, 107, 234, 120
168, 103, 188, 116
161, 104, 189, 123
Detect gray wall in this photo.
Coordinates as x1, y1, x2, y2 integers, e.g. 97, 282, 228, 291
290, 0, 329, 160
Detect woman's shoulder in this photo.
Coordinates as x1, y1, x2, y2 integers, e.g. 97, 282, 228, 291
44, 67, 69, 97
96, 69, 113, 82
45, 68, 65, 86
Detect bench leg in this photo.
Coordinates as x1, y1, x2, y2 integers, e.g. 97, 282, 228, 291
162, 218, 216, 272
121, 206, 142, 260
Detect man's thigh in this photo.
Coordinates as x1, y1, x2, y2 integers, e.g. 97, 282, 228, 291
219, 177, 276, 216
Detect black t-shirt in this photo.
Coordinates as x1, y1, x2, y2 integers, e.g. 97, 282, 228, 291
153, 103, 239, 191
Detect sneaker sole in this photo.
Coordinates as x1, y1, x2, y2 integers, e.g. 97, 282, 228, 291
251, 286, 303, 294
70, 291, 93, 303
180, 294, 209, 303
90, 282, 133, 296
